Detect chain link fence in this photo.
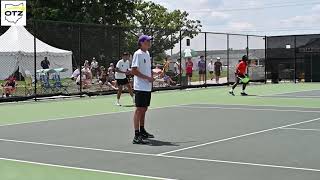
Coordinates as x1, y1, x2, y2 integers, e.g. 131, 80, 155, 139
0, 20, 266, 102
266, 34, 320, 83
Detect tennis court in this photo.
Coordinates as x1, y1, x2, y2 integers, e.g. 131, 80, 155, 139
1, 83, 320, 180
263, 89, 320, 98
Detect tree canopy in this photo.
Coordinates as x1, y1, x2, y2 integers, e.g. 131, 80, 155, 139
28, 0, 135, 25
27, 0, 202, 63
129, 0, 202, 61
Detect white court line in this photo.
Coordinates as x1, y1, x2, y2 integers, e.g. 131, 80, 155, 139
0, 157, 177, 180
193, 102, 320, 109
159, 155, 320, 173
178, 105, 320, 113
0, 117, 320, 173
266, 95, 320, 98
0, 104, 184, 128
281, 128, 320, 132
265, 88, 320, 96
0, 138, 157, 157
158, 117, 320, 155
2, 103, 320, 128
1, 138, 320, 174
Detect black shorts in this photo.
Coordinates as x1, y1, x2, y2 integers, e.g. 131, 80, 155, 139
199, 70, 206, 75
235, 74, 247, 83
116, 78, 129, 86
135, 90, 151, 107
215, 71, 221, 76
209, 71, 214, 74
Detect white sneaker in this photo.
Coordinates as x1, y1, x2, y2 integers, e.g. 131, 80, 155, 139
115, 101, 121, 106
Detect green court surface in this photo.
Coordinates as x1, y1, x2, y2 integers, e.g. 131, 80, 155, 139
0, 159, 154, 180
0, 83, 320, 180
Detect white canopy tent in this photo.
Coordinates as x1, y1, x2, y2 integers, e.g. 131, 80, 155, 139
0, 26, 73, 80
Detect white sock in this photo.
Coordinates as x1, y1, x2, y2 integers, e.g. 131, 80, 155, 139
230, 89, 233, 92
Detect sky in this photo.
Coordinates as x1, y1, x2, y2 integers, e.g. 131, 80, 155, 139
150, 0, 320, 36
149, 0, 320, 53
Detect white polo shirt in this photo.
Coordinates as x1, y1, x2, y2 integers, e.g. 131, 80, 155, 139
132, 49, 152, 92
115, 59, 130, 79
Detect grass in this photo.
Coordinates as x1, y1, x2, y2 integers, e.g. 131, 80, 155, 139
0, 82, 319, 179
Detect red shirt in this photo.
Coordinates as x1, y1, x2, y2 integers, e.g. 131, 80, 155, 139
236, 61, 247, 75
186, 61, 193, 74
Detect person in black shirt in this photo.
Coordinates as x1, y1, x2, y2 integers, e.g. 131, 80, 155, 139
41, 57, 50, 69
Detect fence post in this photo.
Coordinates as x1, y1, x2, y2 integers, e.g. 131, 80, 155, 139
294, 35, 297, 83
265, 36, 267, 84
118, 28, 121, 60
204, 32, 207, 87
79, 24, 83, 96
33, 21, 37, 101
171, 33, 173, 56
179, 30, 183, 89
246, 35, 249, 76
227, 34, 230, 83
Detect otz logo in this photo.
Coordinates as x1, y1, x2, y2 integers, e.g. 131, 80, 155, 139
4, 3, 24, 24
1, 1, 26, 26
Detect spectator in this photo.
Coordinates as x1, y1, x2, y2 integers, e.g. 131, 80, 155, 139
163, 56, 171, 74
107, 63, 117, 87
207, 60, 215, 80
41, 57, 50, 69
2, 77, 17, 97
84, 60, 90, 68
198, 56, 206, 84
90, 57, 99, 79
99, 66, 118, 91
82, 62, 93, 84
76, 69, 91, 89
71, 67, 80, 81
174, 59, 183, 76
214, 57, 223, 84
153, 65, 176, 86
185, 57, 193, 85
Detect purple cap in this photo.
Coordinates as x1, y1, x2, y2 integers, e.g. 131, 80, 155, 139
138, 35, 153, 44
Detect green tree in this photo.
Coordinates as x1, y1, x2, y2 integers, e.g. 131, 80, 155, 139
127, 0, 202, 62
28, 0, 134, 25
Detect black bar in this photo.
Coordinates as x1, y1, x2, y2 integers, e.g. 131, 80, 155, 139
179, 30, 182, 89
295, 35, 298, 83
33, 21, 37, 101
204, 32, 207, 86
171, 34, 173, 56
265, 36, 267, 84
118, 28, 121, 59
246, 35, 249, 58
79, 24, 83, 96
246, 35, 250, 76
204, 31, 265, 37
227, 34, 230, 83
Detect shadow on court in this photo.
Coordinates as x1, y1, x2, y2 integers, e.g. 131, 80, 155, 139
147, 140, 196, 147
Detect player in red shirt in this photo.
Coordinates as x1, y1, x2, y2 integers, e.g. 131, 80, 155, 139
229, 55, 249, 96
185, 57, 193, 85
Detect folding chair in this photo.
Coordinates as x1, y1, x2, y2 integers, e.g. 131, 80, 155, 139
52, 73, 69, 94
